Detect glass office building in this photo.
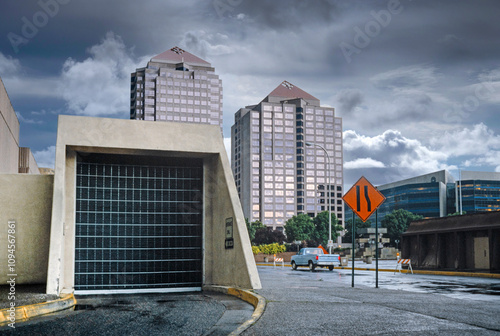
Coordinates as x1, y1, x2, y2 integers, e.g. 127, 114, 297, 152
346, 170, 500, 224
231, 81, 344, 231
130, 47, 223, 129
459, 171, 500, 213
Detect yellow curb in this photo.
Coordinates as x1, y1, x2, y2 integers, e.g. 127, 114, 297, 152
203, 285, 266, 336
407, 269, 500, 279
336, 266, 500, 279
256, 263, 500, 279
0, 294, 77, 326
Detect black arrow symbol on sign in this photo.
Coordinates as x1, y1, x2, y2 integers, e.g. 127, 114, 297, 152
364, 185, 371, 212
356, 186, 360, 211
356, 185, 372, 212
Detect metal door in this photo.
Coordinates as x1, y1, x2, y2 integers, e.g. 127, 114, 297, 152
474, 237, 489, 270
74, 154, 203, 294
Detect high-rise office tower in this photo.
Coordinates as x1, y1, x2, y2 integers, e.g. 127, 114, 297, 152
130, 47, 223, 128
231, 81, 344, 231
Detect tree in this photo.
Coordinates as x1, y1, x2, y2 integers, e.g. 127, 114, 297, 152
381, 209, 423, 246
343, 217, 371, 243
246, 219, 265, 243
284, 214, 315, 243
253, 227, 286, 245
312, 211, 343, 247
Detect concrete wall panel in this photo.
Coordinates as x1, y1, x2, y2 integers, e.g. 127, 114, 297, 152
0, 174, 53, 284
0, 78, 20, 174
46, 116, 261, 295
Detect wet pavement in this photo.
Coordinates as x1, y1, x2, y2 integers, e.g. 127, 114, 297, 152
2, 263, 500, 335
345, 261, 500, 301
243, 266, 500, 335
268, 260, 500, 301
0, 291, 253, 335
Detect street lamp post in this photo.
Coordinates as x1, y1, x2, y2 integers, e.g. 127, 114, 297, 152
305, 142, 332, 254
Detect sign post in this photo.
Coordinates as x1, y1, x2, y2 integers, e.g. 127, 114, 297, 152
351, 211, 355, 287
375, 209, 378, 288
342, 176, 385, 288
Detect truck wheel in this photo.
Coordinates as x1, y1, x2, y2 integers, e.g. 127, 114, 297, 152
328, 266, 334, 271
291, 261, 297, 270
308, 261, 316, 271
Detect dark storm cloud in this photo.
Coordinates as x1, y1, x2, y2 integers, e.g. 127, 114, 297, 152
1, 0, 500, 176
335, 89, 364, 114
230, 0, 340, 29
1, 0, 206, 71
331, 0, 500, 74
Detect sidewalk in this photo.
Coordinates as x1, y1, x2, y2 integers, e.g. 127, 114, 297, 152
257, 258, 500, 279
0, 285, 57, 310
0, 285, 76, 327
0, 284, 264, 335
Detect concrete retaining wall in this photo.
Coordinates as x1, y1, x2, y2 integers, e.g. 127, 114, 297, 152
0, 174, 53, 284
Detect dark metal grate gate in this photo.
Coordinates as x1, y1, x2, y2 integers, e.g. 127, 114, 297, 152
74, 154, 203, 293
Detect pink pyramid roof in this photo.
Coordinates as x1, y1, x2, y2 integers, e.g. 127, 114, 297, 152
151, 47, 211, 66
268, 81, 318, 101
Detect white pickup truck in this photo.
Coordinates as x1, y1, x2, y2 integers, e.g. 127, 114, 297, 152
291, 248, 340, 271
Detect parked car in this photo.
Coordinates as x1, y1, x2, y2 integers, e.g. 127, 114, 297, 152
291, 248, 340, 271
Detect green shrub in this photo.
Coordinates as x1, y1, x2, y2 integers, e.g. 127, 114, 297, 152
252, 246, 260, 255
257, 243, 286, 255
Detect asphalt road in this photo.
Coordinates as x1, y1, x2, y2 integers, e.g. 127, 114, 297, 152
0, 293, 227, 336
334, 265, 499, 301
243, 266, 500, 335
2, 266, 499, 335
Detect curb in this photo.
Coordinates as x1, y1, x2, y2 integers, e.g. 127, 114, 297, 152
0, 294, 77, 326
256, 263, 500, 279
204, 285, 266, 335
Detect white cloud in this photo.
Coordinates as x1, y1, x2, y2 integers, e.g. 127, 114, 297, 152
343, 124, 500, 187
4, 76, 61, 98
430, 123, 500, 157
0, 52, 61, 98
0, 53, 21, 76
16, 112, 42, 124
33, 146, 56, 169
459, 68, 500, 105
430, 123, 500, 172
370, 65, 439, 92
343, 129, 450, 186
344, 158, 385, 169
179, 30, 236, 60
58, 32, 151, 117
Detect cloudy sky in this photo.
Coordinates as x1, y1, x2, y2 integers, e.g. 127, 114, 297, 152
1, 0, 499, 188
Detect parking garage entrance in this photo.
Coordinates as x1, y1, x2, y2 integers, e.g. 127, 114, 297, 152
74, 153, 203, 294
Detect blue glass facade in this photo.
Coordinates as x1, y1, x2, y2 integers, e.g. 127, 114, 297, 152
344, 171, 500, 225
460, 179, 500, 213
376, 182, 441, 219
345, 182, 444, 224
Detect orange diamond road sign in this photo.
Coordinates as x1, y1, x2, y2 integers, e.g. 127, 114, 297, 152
343, 176, 386, 222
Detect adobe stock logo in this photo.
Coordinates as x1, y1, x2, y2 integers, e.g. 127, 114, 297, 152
339, 0, 410, 64
444, 75, 497, 123
8, 0, 71, 54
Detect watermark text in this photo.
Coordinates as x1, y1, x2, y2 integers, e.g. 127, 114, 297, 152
8, 0, 70, 54
339, 0, 410, 64
6, 220, 17, 328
